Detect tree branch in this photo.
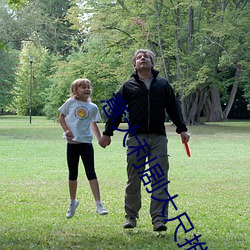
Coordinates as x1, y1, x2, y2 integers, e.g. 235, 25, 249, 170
116, 0, 129, 11
104, 26, 133, 39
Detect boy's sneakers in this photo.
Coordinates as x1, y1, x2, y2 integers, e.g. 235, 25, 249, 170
96, 203, 108, 215
66, 199, 79, 219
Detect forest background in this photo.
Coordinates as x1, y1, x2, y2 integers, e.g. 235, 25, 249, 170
1, 0, 250, 124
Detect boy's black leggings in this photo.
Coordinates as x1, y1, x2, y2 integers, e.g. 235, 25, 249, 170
67, 143, 97, 181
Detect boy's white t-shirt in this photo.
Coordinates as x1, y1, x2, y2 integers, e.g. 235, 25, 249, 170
58, 98, 101, 143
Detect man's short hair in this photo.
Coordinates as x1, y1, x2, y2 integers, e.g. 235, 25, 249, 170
132, 49, 156, 67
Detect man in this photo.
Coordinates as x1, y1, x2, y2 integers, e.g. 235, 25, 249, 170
99, 49, 190, 231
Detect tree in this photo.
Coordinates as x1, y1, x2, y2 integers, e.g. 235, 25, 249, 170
0, 0, 20, 112
43, 39, 120, 120
70, 0, 249, 123
1, 0, 81, 115
14, 40, 54, 115
42, 0, 250, 121
8, 0, 28, 9
0, 50, 19, 112
5, 0, 249, 121
2, 0, 79, 56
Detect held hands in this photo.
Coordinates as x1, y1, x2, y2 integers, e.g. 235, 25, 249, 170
99, 135, 111, 148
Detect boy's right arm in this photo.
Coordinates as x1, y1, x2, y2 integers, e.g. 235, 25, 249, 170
59, 113, 73, 139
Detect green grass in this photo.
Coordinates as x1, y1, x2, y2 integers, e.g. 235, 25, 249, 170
0, 116, 249, 250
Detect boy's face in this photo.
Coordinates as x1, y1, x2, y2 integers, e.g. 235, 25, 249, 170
75, 83, 91, 101
134, 52, 152, 71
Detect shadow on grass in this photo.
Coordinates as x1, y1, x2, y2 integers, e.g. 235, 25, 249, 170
1, 226, 177, 250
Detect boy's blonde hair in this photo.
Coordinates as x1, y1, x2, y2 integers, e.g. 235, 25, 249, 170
70, 78, 92, 98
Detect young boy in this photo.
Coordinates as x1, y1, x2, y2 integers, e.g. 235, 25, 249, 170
59, 78, 108, 218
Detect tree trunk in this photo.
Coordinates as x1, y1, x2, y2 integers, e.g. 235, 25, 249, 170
195, 85, 210, 121
188, 4, 194, 53
202, 0, 227, 123
154, 0, 169, 81
205, 86, 224, 122
175, 1, 183, 82
185, 85, 210, 125
186, 92, 199, 125
223, 66, 240, 119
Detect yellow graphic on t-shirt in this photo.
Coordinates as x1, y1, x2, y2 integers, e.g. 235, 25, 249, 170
75, 107, 89, 119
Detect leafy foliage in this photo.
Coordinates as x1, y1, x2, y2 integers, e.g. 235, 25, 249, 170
65, 0, 250, 123
8, 0, 28, 9
14, 40, 54, 115
43, 41, 120, 120
0, 50, 19, 112
1, 0, 250, 120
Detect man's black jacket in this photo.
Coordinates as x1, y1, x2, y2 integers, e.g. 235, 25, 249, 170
103, 69, 187, 137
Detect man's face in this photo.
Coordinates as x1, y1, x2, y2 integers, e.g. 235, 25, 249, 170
134, 52, 152, 71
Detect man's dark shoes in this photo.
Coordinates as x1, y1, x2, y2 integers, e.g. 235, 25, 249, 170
124, 217, 137, 228
153, 221, 167, 231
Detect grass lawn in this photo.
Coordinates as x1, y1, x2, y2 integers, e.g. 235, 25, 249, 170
0, 116, 249, 250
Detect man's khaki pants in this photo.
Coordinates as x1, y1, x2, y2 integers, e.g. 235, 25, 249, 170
125, 134, 169, 223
